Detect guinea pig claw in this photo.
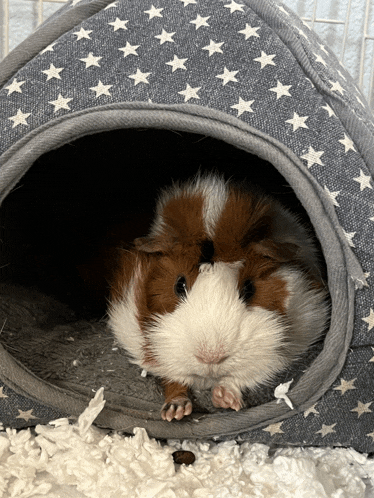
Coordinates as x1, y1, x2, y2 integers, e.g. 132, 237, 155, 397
212, 386, 242, 411
161, 398, 193, 422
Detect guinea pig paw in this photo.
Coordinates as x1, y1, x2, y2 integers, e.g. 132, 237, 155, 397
211, 386, 242, 411
161, 397, 193, 422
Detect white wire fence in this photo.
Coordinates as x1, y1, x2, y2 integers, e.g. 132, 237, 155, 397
0, 0, 373, 108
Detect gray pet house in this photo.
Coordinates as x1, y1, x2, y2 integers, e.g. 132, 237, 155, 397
1, 0, 374, 453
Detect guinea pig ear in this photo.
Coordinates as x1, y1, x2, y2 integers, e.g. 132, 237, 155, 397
134, 236, 170, 254
255, 239, 302, 263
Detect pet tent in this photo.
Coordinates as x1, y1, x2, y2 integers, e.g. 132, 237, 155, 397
1, 0, 374, 453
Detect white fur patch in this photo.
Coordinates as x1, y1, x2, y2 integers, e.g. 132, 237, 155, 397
145, 261, 288, 392
194, 175, 229, 238
276, 267, 329, 353
107, 264, 145, 368
149, 174, 229, 239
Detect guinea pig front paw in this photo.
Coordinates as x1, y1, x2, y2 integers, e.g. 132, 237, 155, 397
211, 386, 242, 411
161, 397, 193, 422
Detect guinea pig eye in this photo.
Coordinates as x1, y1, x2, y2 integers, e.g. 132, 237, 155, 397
240, 279, 256, 303
174, 275, 188, 299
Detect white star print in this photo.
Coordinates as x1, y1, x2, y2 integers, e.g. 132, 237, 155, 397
16, 409, 37, 422
370, 347, 374, 362
316, 423, 336, 437
304, 404, 319, 417
0, 387, 8, 399
324, 185, 340, 207
353, 170, 372, 191
333, 378, 357, 395
351, 401, 372, 417
286, 112, 309, 131
144, 5, 163, 19
342, 228, 356, 248
90, 80, 112, 97
104, 1, 118, 9
5, 78, 25, 95
339, 133, 356, 153
42, 63, 64, 81
300, 146, 324, 168
322, 104, 335, 117
231, 97, 254, 116
79, 52, 102, 68
49, 94, 73, 113
298, 28, 308, 40
319, 44, 329, 55
108, 18, 129, 31
254, 51, 276, 69
8, 109, 31, 128
263, 422, 284, 436
216, 67, 238, 85
166, 55, 188, 72
155, 29, 175, 44
329, 80, 345, 95
119, 42, 139, 58
73, 27, 92, 40
179, 0, 196, 5
129, 69, 151, 85
269, 81, 291, 99
356, 95, 365, 107
40, 42, 57, 54
363, 309, 374, 331
315, 54, 327, 66
278, 5, 288, 15
178, 83, 201, 102
190, 15, 210, 29
202, 40, 224, 56
238, 24, 260, 40
224, 0, 245, 13
367, 431, 374, 442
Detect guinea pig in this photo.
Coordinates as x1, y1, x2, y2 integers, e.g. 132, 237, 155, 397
107, 173, 329, 422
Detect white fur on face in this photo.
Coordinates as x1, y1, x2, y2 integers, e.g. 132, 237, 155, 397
145, 262, 289, 392
195, 175, 229, 238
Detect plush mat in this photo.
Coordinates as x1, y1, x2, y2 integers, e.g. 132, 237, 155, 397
0, 388, 373, 498
0, 283, 324, 418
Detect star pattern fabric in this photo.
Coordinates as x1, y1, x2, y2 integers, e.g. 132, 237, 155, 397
1, 0, 374, 452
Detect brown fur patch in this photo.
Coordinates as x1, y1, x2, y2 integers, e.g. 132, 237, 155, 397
162, 379, 189, 404
135, 191, 208, 321
159, 193, 206, 247
142, 246, 201, 318
212, 188, 273, 262
249, 274, 289, 315
236, 249, 289, 315
110, 250, 164, 366
121, 245, 202, 366
210, 189, 294, 316
109, 249, 140, 303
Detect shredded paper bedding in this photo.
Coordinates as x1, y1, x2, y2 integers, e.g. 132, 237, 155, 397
0, 388, 373, 498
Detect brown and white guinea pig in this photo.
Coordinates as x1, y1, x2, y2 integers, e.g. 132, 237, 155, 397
107, 173, 329, 422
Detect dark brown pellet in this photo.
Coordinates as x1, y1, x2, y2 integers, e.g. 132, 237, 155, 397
172, 450, 196, 465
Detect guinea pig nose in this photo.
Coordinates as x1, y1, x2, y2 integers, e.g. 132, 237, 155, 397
195, 351, 229, 365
